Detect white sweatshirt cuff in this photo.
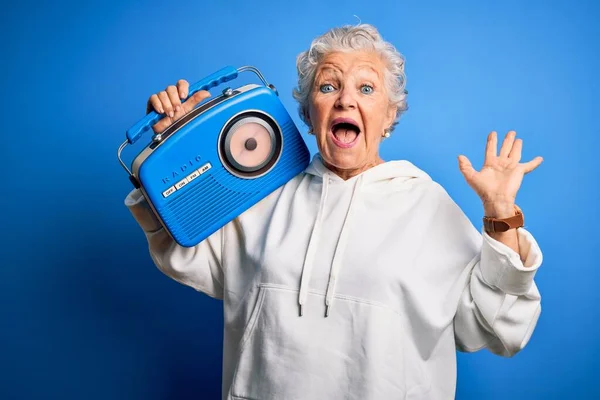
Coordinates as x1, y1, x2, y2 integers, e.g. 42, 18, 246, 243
124, 189, 163, 232
479, 227, 543, 296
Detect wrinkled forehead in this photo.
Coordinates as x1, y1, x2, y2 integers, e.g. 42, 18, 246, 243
315, 51, 386, 80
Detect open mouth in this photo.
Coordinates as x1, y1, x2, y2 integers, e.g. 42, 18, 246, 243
330, 118, 361, 148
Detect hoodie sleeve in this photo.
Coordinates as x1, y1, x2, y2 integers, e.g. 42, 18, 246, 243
430, 184, 543, 357
124, 188, 225, 299
429, 184, 542, 357
453, 226, 543, 357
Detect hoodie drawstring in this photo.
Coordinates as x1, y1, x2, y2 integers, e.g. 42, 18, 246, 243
297, 173, 363, 318
298, 175, 330, 317
324, 175, 363, 317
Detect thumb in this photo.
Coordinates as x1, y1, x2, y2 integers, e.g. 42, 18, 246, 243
522, 156, 544, 174
183, 90, 211, 112
457, 155, 477, 180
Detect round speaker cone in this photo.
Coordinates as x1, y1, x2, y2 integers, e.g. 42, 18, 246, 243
220, 114, 282, 178
228, 122, 273, 170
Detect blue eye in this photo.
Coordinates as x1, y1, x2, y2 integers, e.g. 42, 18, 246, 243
361, 85, 374, 94
320, 84, 335, 93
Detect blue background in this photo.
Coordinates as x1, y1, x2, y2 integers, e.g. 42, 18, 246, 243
2, 0, 598, 398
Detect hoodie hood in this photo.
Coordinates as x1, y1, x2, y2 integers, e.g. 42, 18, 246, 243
297, 153, 432, 317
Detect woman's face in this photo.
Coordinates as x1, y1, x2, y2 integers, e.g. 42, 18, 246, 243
307, 50, 396, 180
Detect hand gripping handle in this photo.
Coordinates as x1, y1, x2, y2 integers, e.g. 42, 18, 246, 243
125, 65, 239, 144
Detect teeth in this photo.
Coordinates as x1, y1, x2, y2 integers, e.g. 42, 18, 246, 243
334, 122, 359, 130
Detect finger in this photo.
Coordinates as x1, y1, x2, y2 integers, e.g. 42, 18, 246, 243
485, 131, 497, 162
146, 94, 164, 115
158, 91, 174, 118
177, 79, 189, 99
152, 89, 211, 134
499, 130, 516, 158
522, 156, 543, 174
152, 115, 173, 134
508, 138, 523, 164
458, 155, 477, 181
166, 85, 182, 114
182, 90, 211, 113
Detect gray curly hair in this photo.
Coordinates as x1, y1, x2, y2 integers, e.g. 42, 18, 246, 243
292, 23, 408, 134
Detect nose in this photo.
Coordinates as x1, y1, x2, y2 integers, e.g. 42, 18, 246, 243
334, 87, 357, 109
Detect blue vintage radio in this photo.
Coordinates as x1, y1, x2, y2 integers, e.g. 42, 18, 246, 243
118, 65, 311, 247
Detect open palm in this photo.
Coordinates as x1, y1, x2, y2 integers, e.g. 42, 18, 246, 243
458, 131, 543, 206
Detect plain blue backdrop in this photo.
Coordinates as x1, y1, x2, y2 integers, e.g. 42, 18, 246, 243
2, 0, 598, 398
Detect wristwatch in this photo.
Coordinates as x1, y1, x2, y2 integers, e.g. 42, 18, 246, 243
483, 205, 524, 233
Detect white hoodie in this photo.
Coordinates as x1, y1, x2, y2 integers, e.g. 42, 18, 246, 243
125, 153, 543, 400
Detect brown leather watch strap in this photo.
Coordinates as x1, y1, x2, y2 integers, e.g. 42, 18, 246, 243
483, 205, 524, 233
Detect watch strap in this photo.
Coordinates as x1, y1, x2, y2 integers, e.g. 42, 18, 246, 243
483, 205, 524, 233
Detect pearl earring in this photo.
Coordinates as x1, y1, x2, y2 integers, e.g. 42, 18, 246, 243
382, 129, 391, 138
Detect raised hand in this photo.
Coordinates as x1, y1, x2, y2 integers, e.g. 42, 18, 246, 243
146, 79, 211, 134
457, 131, 543, 218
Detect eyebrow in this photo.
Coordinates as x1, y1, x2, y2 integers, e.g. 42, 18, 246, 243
316, 66, 341, 77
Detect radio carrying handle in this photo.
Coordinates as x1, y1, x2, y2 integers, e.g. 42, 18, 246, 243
117, 65, 274, 181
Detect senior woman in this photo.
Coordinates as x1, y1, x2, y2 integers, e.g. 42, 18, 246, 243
125, 24, 544, 400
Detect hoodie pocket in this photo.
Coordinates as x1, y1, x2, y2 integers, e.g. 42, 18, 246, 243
229, 284, 430, 400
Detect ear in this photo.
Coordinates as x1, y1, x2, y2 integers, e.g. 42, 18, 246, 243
303, 105, 312, 128
384, 103, 396, 129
